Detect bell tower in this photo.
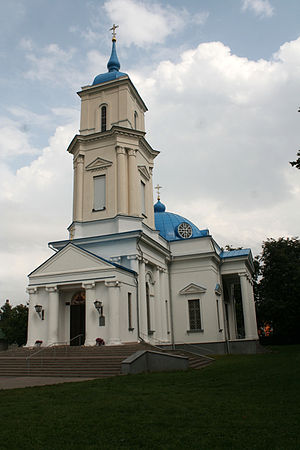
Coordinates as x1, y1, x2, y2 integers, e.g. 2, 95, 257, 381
67, 26, 159, 240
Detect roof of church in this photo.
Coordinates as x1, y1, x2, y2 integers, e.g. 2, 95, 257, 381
219, 249, 251, 258
154, 200, 209, 242
92, 38, 128, 86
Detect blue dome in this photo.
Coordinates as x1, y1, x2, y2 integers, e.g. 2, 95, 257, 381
154, 201, 209, 242
92, 39, 128, 86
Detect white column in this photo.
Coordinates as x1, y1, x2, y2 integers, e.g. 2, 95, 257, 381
46, 285, 60, 345
83, 281, 96, 346
138, 259, 148, 340
75, 154, 84, 221
247, 279, 259, 339
154, 266, 162, 342
106, 281, 121, 345
127, 148, 139, 216
116, 146, 128, 214
239, 273, 254, 339
26, 287, 38, 347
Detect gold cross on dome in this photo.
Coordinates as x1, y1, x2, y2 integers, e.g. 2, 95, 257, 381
155, 184, 163, 200
110, 24, 119, 40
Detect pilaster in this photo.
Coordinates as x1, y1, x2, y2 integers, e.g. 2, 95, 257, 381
127, 148, 139, 216
116, 146, 128, 214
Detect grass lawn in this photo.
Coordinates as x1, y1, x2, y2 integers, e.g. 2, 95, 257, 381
0, 345, 299, 450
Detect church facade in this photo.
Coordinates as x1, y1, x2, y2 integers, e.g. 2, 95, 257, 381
26, 33, 258, 354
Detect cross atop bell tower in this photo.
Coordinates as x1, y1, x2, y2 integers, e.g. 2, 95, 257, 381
110, 23, 119, 40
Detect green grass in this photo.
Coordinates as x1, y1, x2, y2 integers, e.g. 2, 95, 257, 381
0, 346, 299, 450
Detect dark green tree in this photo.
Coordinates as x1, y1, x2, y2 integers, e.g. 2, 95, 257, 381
255, 237, 300, 344
290, 150, 300, 169
0, 300, 28, 346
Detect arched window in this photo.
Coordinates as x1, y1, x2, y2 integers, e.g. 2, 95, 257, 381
101, 105, 107, 132
134, 111, 138, 129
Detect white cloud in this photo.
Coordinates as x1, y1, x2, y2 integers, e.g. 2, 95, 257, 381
0, 117, 39, 160
0, 121, 76, 303
241, 0, 274, 18
103, 0, 186, 47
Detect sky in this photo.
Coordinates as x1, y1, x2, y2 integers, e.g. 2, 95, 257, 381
1, 0, 300, 304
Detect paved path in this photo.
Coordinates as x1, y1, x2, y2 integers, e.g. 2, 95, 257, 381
0, 377, 94, 390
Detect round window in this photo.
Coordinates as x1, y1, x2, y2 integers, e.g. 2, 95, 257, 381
177, 222, 193, 239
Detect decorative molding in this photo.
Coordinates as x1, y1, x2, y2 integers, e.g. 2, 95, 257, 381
82, 281, 96, 290
116, 145, 126, 155
26, 287, 37, 295
105, 280, 121, 288
138, 165, 150, 181
45, 285, 58, 293
127, 148, 137, 157
85, 157, 112, 172
110, 256, 121, 262
127, 255, 138, 260
179, 283, 207, 295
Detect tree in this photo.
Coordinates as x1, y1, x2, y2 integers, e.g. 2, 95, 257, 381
255, 237, 300, 344
290, 150, 300, 169
0, 300, 28, 346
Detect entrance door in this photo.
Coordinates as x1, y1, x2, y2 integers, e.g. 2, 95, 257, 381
70, 291, 86, 345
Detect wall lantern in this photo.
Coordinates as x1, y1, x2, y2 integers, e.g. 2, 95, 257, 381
34, 305, 44, 320
94, 300, 105, 326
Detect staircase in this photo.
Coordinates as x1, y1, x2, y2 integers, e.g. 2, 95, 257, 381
0, 343, 213, 378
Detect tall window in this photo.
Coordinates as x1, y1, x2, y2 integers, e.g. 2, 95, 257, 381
101, 105, 107, 132
128, 293, 133, 330
134, 111, 138, 129
93, 175, 106, 211
188, 299, 202, 330
141, 181, 146, 215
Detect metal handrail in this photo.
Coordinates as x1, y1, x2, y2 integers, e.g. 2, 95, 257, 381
26, 334, 84, 374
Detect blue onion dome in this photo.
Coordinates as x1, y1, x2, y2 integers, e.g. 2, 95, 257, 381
92, 38, 128, 86
154, 200, 209, 241
154, 200, 166, 213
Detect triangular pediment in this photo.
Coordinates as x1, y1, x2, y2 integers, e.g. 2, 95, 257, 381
179, 283, 207, 295
29, 244, 115, 277
138, 165, 150, 181
85, 157, 112, 172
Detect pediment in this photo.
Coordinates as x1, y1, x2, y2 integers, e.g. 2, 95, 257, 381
138, 165, 150, 181
179, 283, 207, 295
85, 157, 112, 172
29, 244, 114, 277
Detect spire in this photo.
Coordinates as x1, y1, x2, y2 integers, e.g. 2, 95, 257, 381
107, 24, 120, 73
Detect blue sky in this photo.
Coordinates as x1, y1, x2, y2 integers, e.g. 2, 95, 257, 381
1, 0, 300, 303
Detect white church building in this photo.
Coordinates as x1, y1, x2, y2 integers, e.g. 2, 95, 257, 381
26, 31, 258, 354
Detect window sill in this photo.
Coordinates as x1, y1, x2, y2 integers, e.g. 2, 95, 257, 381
187, 329, 204, 334
92, 207, 106, 212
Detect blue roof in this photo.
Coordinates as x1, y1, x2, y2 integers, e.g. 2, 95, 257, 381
220, 249, 251, 259
92, 39, 128, 86
154, 200, 209, 242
